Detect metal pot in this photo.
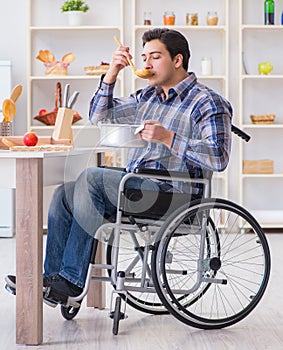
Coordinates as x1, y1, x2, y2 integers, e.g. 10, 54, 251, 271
99, 123, 147, 148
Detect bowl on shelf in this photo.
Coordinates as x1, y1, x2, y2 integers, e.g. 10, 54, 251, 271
250, 114, 275, 125
34, 109, 82, 125
84, 63, 110, 76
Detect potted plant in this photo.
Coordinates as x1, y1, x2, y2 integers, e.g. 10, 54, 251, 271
61, 0, 90, 26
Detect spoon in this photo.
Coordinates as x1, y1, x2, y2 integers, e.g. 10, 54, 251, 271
10, 84, 23, 103
62, 52, 76, 65
113, 36, 153, 79
2, 98, 16, 122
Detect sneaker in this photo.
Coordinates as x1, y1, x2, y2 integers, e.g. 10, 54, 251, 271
5, 274, 59, 308
46, 275, 83, 297
44, 275, 83, 306
5, 274, 57, 291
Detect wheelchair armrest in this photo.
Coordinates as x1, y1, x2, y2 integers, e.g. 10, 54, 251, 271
134, 167, 212, 180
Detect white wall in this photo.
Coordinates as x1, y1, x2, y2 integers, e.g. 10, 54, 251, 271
0, 0, 27, 135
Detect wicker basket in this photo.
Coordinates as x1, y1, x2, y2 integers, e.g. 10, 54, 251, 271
243, 159, 274, 174
84, 65, 109, 76
34, 82, 82, 126
45, 62, 68, 76
250, 114, 275, 124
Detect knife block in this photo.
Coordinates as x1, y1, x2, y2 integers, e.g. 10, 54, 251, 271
52, 107, 74, 143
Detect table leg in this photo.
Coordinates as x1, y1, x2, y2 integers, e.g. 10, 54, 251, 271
16, 158, 43, 345
86, 241, 106, 309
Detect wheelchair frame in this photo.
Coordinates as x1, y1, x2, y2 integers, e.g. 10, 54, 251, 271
47, 126, 271, 335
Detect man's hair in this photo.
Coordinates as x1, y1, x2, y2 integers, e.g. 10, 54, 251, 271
142, 28, 190, 71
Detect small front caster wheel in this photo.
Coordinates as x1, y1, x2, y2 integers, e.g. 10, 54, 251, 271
110, 296, 125, 335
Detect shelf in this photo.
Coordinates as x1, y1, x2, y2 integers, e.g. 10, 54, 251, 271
242, 25, 283, 30
241, 173, 283, 178
248, 210, 283, 228
241, 124, 283, 129
238, 0, 283, 227
134, 25, 226, 32
29, 26, 121, 31
27, 0, 124, 138
198, 75, 226, 80
241, 75, 283, 79
30, 124, 96, 130
29, 75, 117, 81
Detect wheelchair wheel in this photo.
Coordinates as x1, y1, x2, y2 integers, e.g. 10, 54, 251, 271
106, 230, 168, 315
60, 304, 81, 320
152, 198, 271, 330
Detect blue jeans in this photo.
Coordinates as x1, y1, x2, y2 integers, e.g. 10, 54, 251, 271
43, 167, 160, 288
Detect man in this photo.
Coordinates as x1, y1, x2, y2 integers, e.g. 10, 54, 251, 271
5, 28, 232, 305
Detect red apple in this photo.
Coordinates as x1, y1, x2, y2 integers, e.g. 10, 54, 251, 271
39, 109, 47, 115
23, 132, 38, 147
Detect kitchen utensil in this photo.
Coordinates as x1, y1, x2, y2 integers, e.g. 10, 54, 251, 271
113, 36, 153, 79
36, 49, 56, 63
1, 137, 16, 148
62, 52, 76, 64
36, 50, 49, 63
10, 84, 23, 103
2, 99, 16, 122
99, 123, 147, 148
33, 82, 82, 125
63, 83, 70, 107
45, 50, 56, 63
67, 91, 79, 109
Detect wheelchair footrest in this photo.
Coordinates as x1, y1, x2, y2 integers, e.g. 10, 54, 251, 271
5, 284, 16, 296
44, 286, 68, 305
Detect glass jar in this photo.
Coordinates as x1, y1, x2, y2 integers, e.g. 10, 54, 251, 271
206, 11, 218, 26
186, 13, 198, 25
144, 11, 152, 25
201, 57, 213, 76
163, 11, 175, 25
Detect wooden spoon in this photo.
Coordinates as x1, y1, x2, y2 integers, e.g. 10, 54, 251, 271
113, 36, 153, 79
2, 99, 16, 122
1, 138, 17, 148
45, 50, 56, 63
62, 52, 76, 64
10, 84, 23, 103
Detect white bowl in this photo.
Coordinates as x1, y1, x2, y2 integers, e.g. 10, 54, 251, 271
99, 123, 147, 148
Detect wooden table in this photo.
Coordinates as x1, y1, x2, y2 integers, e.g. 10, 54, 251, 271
0, 147, 107, 345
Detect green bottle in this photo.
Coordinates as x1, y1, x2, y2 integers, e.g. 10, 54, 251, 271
264, 0, 275, 25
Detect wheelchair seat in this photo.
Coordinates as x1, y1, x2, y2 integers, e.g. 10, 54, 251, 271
121, 188, 202, 219
119, 167, 212, 220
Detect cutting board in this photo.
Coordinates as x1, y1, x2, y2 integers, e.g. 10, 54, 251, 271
0, 136, 72, 150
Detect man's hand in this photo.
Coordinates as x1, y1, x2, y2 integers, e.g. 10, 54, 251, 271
140, 120, 174, 149
103, 44, 132, 84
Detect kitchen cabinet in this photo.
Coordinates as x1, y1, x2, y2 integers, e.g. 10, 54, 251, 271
130, 0, 230, 198
27, 0, 125, 147
239, 0, 283, 227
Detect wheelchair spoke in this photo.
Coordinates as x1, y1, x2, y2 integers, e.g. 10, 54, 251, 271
152, 198, 270, 329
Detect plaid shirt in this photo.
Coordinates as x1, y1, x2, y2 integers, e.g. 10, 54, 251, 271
89, 72, 232, 194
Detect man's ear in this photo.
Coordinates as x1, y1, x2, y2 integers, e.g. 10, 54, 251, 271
174, 54, 184, 68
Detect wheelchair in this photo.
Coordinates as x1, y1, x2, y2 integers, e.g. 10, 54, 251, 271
45, 125, 271, 335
